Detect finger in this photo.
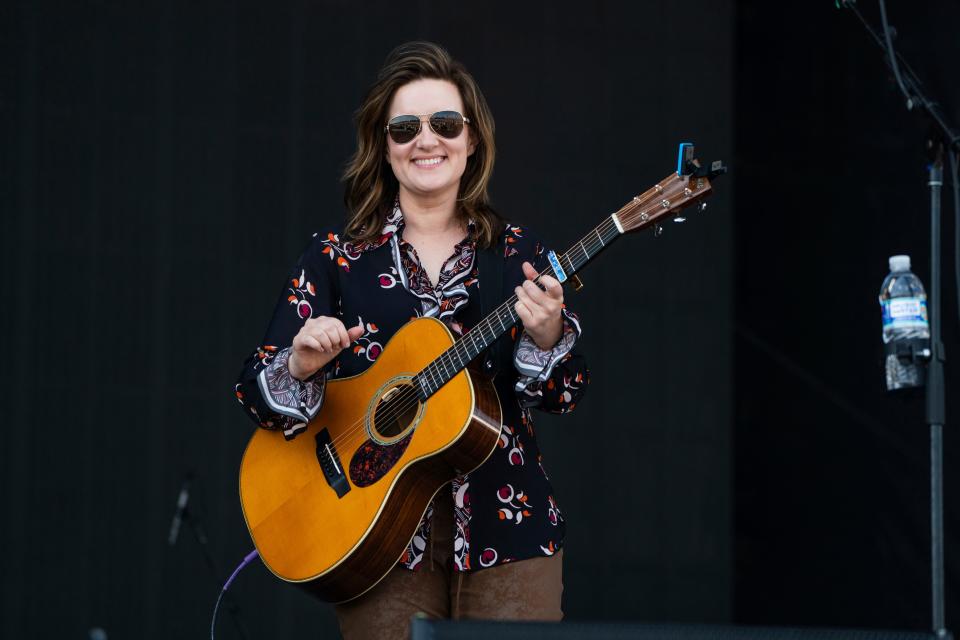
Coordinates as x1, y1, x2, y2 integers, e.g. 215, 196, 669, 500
522, 279, 550, 305
514, 300, 532, 325
538, 274, 563, 299
515, 284, 532, 307
522, 261, 538, 280
314, 330, 334, 352
334, 322, 350, 349
347, 324, 365, 341
518, 283, 542, 318
301, 334, 325, 353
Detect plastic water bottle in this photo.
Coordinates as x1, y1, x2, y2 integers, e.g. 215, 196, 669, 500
879, 254, 929, 390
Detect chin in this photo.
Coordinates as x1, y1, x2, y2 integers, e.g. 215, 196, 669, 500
410, 177, 457, 195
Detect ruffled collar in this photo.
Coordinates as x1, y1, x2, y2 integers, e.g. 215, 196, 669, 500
350, 201, 475, 253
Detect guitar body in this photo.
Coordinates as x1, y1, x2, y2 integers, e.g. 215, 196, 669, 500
239, 316, 503, 603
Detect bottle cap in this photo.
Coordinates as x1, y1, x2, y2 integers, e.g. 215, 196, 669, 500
888, 255, 911, 272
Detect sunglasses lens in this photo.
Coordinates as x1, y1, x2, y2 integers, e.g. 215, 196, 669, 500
429, 111, 464, 139
387, 115, 420, 143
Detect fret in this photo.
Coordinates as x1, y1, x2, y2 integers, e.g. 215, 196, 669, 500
460, 327, 477, 360
568, 246, 587, 275
578, 240, 589, 263
449, 350, 463, 371
471, 327, 485, 356
474, 329, 485, 355
596, 228, 605, 247
412, 374, 424, 399
457, 348, 467, 368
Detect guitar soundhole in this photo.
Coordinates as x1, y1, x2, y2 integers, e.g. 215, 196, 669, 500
371, 383, 420, 442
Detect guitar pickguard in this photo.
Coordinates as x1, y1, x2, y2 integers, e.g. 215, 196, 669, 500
348, 432, 413, 487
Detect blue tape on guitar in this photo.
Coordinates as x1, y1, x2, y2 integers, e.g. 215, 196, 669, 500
546, 250, 567, 283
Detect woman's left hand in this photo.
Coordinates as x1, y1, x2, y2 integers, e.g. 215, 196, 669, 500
514, 261, 564, 350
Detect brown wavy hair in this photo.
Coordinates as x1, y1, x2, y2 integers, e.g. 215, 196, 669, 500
342, 41, 501, 248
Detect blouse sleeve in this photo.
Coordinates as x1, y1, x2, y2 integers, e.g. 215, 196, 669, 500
234, 234, 338, 440
505, 226, 590, 413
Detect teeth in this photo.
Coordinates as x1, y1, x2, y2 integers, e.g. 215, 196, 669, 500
414, 157, 444, 166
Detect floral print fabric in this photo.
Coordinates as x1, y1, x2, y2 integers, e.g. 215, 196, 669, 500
234, 203, 589, 572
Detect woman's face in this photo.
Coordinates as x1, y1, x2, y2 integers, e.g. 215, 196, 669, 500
385, 78, 476, 206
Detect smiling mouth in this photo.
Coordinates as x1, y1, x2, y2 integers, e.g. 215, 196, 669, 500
413, 156, 446, 167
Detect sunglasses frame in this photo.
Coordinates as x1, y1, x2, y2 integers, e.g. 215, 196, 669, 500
384, 111, 470, 144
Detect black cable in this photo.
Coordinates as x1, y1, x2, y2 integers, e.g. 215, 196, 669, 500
841, 2, 959, 153
877, 0, 914, 109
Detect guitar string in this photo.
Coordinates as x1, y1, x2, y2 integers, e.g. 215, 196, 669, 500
321, 224, 609, 453
322, 188, 693, 454
331, 183, 697, 443
322, 216, 623, 453
322, 193, 685, 455
323, 188, 691, 454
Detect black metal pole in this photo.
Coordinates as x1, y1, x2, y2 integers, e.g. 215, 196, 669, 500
926, 150, 947, 637
839, 5, 954, 635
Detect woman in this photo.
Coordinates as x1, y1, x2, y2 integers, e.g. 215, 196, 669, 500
235, 41, 588, 638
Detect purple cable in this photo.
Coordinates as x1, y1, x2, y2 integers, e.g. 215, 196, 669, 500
225, 549, 260, 591
210, 549, 260, 640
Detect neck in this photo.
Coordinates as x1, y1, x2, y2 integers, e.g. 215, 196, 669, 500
398, 187, 462, 236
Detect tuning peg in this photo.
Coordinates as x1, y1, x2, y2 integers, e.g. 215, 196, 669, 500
698, 202, 708, 213
673, 214, 686, 223
653, 223, 664, 237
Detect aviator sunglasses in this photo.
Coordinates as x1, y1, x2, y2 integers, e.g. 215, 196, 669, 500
385, 111, 470, 144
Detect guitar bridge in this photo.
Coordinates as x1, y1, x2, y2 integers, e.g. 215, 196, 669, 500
315, 428, 350, 498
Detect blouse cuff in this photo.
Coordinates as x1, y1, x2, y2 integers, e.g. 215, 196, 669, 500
513, 309, 581, 394
256, 347, 326, 440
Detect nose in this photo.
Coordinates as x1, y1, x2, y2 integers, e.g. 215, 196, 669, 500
415, 117, 439, 148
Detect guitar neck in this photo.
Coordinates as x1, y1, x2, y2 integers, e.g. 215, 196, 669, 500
413, 216, 622, 399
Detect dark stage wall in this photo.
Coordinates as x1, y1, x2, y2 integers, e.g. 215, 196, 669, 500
734, 0, 960, 632
1, 1, 733, 638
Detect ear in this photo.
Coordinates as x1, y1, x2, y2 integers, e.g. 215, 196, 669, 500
467, 130, 478, 157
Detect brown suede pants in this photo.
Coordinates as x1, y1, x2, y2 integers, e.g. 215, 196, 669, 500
333, 490, 563, 640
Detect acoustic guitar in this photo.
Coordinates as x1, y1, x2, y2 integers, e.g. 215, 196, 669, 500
239, 144, 726, 603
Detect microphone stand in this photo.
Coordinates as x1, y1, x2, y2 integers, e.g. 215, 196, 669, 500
168, 473, 250, 640
840, 3, 958, 638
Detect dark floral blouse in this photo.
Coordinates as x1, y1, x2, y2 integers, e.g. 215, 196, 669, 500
234, 203, 589, 572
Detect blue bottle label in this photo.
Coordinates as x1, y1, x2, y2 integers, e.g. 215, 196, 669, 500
881, 297, 929, 329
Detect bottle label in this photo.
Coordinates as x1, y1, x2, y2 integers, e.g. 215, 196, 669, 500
881, 297, 929, 329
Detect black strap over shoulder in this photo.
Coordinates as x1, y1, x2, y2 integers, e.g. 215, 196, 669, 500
476, 237, 513, 378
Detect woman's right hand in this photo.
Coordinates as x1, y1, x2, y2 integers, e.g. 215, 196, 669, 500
288, 316, 365, 380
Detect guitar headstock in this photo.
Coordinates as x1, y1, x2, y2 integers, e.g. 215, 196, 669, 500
615, 143, 727, 234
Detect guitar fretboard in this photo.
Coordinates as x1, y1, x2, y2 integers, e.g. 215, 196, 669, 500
412, 216, 622, 399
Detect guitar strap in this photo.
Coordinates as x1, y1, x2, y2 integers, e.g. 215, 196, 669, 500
476, 232, 513, 378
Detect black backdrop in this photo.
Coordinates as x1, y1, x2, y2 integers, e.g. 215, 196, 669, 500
1, 1, 957, 639
1, 1, 732, 638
